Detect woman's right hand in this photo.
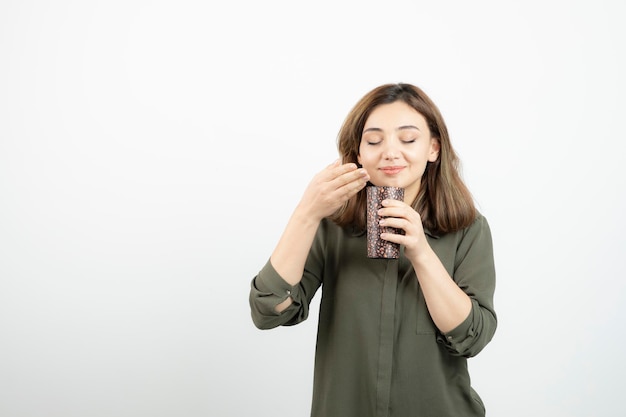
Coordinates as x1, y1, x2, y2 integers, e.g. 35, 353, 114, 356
269, 160, 368, 292
296, 160, 370, 221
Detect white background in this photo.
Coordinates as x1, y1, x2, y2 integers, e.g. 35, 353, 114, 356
1, 0, 625, 416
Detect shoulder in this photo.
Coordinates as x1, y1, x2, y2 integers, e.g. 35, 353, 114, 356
428, 211, 491, 240
431, 211, 493, 254
464, 211, 492, 237
457, 211, 494, 254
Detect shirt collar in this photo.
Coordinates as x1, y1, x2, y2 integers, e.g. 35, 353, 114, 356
424, 227, 440, 239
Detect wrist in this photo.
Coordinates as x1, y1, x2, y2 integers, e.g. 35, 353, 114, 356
293, 201, 325, 225
291, 204, 323, 229
409, 242, 436, 269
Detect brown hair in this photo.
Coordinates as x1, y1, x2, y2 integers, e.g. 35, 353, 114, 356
329, 83, 477, 235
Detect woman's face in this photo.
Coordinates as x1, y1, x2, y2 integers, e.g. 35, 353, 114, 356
357, 101, 440, 203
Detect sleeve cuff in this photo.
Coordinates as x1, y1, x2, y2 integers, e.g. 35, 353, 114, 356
255, 259, 301, 304
444, 304, 474, 341
439, 300, 478, 355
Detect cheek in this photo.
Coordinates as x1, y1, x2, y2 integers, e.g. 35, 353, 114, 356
358, 145, 375, 162
358, 152, 375, 168
357, 144, 367, 165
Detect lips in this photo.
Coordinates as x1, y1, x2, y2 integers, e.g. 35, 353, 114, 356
379, 166, 405, 175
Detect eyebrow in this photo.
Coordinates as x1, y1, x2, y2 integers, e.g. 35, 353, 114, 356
363, 125, 421, 133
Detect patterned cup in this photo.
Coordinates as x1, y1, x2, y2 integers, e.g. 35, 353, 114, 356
366, 186, 405, 259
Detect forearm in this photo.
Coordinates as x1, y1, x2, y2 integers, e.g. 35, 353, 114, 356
269, 207, 320, 313
411, 245, 472, 334
271, 205, 320, 281
266, 161, 368, 313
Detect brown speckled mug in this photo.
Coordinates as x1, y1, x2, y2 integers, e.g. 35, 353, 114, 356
366, 186, 405, 259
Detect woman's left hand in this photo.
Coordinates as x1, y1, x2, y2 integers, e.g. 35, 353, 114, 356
378, 199, 430, 262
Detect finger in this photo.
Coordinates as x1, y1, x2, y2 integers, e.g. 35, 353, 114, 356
378, 204, 406, 218
335, 175, 368, 200
319, 160, 343, 180
333, 166, 369, 190
379, 231, 404, 244
326, 159, 341, 169
379, 200, 417, 218
333, 162, 359, 176
379, 217, 411, 230
379, 211, 422, 235
336, 166, 369, 192
381, 199, 405, 207
319, 161, 358, 182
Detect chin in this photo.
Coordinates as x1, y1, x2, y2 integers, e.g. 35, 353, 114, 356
370, 179, 405, 189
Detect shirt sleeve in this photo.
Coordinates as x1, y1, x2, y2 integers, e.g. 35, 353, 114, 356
438, 214, 497, 358
249, 224, 325, 330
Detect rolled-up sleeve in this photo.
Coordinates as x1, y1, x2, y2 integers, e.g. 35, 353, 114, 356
249, 222, 327, 329
249, 224, 326, 330
438, 215, 497, 357
249, 260, 307, 329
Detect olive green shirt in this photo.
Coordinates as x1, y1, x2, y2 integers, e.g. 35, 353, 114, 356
249, 214, 497, 417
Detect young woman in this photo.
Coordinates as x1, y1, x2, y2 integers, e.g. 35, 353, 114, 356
249, 83, 497, 417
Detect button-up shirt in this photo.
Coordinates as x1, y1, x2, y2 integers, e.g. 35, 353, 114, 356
250, 213, 497, 417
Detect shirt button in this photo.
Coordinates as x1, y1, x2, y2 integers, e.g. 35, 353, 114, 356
447, 336, 453, 340
286, 290, 291, 295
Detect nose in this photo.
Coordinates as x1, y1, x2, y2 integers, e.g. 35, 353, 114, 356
382, 141, 399, 160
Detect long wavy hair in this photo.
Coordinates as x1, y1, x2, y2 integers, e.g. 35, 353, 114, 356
329, 83, 477, 235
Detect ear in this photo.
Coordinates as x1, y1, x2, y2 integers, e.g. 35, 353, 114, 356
428, 138, 440, 162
